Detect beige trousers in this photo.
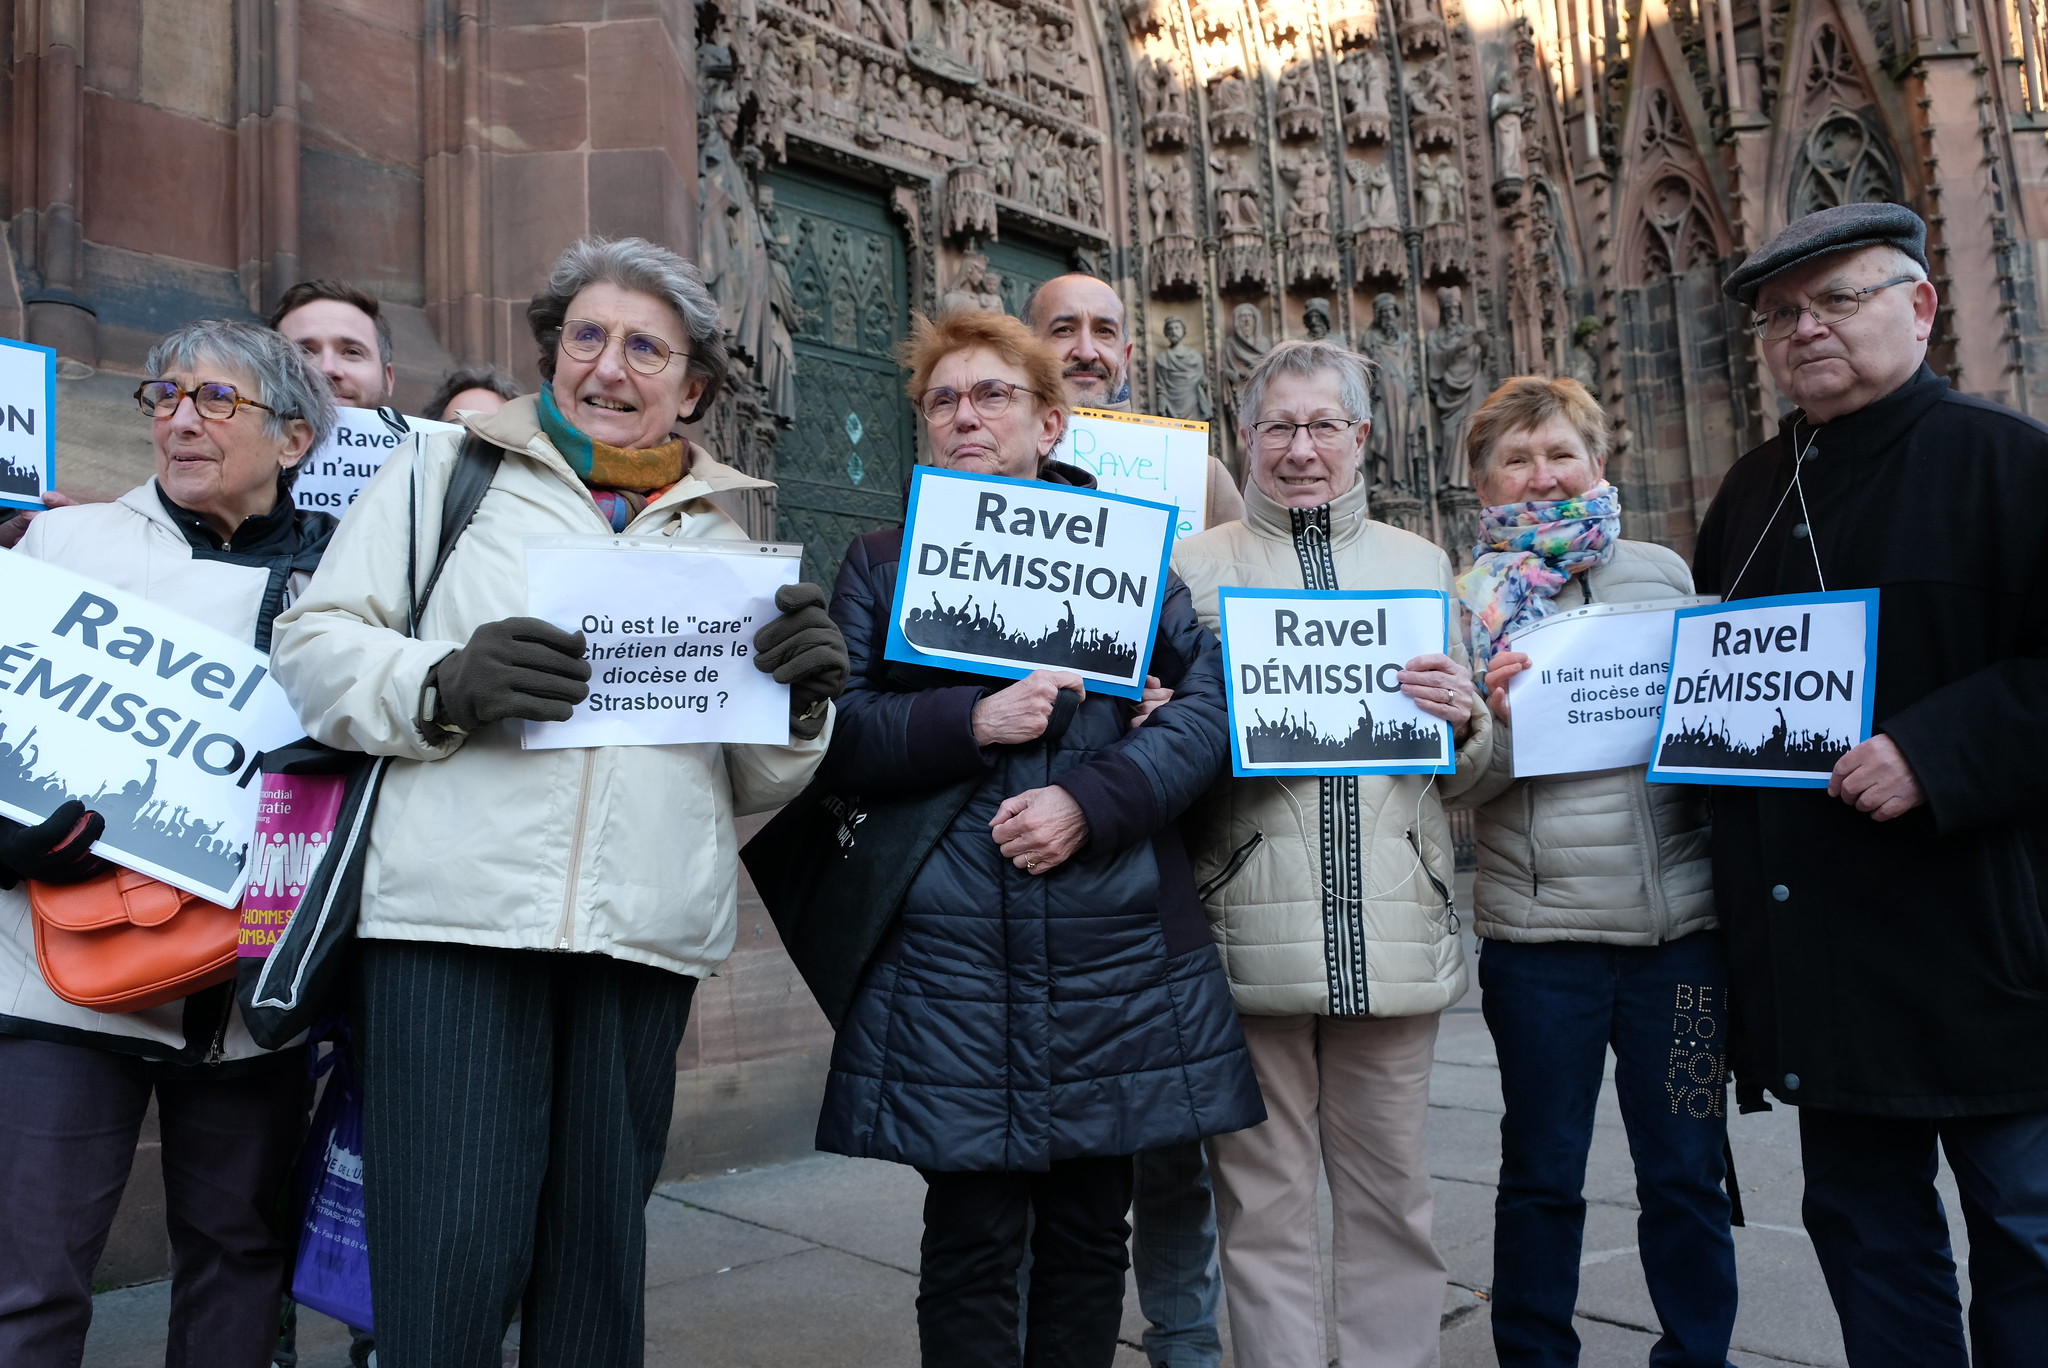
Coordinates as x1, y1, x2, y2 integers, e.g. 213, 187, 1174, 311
1208, 1011, 1445, 1368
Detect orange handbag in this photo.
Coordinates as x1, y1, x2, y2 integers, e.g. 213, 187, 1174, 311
28, 867, 240, 1013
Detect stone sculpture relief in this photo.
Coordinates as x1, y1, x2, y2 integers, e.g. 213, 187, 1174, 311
1209, 72, 1256, 144
1409, 57, 1459, 149
1398, 0, 1447, 55
1276, 62, 1324, 142
1221, 301, 1275, 428
1302, 297, 1333, 339
1427, 285, 1486, 486
1359, 291, 1418, 492
1139, 55, 1190, 150
1417, 152, 1469, 279
1147, 157, 1203, 295
1490, 72, 1528, 194
942, 249, 1007, 312
1281, 150, 1340, 287
1340, 50, 1391, 145
1212, 151, 1271, 288
1153, 315, 1214, 419
1349, 158, 1405, 282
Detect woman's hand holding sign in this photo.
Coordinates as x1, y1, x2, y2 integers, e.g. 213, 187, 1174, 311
992, 786, 1090, 876
972, 670, 1086, 746
1482, 651, 1531, 725
1829, 733, 1925, 822
1397, 653, 1478, 741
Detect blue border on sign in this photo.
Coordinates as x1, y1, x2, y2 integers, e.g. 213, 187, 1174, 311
1218, 586, 1454, 778
882, 465, 1176, 701
0, 335, 57, 512
1644, 587, 1881, 789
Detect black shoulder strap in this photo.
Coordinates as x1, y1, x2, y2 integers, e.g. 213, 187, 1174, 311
406, 432, 503, 637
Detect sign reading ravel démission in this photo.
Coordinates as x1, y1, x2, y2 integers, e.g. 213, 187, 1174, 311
1060, 407, 1210, 542
1217, 587, 1453, 777
0, 335, 55, 512
0, 556, 306, 905
1647, 589, 1879, 789
885, 467, 1175, 700
292, 407, 462, 516
1505, 597, 1716, 779
522, 536, 801, 749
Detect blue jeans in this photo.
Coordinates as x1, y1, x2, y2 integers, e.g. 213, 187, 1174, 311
1480, 933, 1737, 1368
1800, 1105, 2048, 1368
1130, 1142, 1221, 1368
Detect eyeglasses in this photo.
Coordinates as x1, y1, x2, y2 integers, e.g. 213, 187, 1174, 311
1751, 275, 1916, 341
558, 318, 680, 375
134, 381, 279, 421
1250, 418, 1364, 450
916, 378, 1039, 424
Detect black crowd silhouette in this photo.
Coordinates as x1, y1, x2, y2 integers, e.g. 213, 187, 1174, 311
1242, 701, 1445, 764
904, 593, 1140, 677
1656, 706, 1851, 772
0, 453, 40, 497
0, 719, 245, 889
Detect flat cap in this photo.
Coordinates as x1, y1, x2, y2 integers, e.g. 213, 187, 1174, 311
1721, 203, 1928, 306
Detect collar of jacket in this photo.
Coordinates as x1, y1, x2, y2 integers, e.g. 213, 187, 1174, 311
464, 392, 774, 518
154, 478, 309, 556
1776, 362, 1948, 453
1240, 466, 1372, 546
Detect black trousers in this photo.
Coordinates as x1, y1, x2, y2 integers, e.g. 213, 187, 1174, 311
0, 1035, 308, 1368
354, 940, 696, 1368
1801, 1105, 2048, 1368
917, 1155, 1136, 1368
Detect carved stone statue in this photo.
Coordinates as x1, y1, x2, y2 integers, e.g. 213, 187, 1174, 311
1282, 152, 1332, 238
1409, 57, 1458, 148
1491, 72, 1528, 182
1153, 316, 1214, 420
1276, 62, 1322, 141
1340, 49, 1391, 144
1211, 151, 1261, 234
1209, 72, 1255, 143
1358, 292, 1417, 490
1426, 285, 1486, 487
1222, 301, 1274, 424
1147, 157, 1203, 294
1350, 158, 1398, 227
942, 249, 1006, 312
1139, 55, 1190, 150
1302, 297, 1333, 340
1417, 153, 1470, 277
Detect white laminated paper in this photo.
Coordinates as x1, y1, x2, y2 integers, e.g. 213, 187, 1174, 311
0, 336, 55, 512
292, 408, 462, 517
523, 536, 801, 749
1060, 406, 1211, 541
1504, 597, 1715, 778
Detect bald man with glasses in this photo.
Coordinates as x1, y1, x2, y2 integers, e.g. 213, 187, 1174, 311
1694, 203, 2048, 1368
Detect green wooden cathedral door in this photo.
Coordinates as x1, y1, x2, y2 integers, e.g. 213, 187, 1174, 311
764, 168, 913, 589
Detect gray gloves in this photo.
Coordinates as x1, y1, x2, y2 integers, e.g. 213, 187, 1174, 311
0, 800, 110, 889
753, 583, 848, 740
429, 617, 591, 734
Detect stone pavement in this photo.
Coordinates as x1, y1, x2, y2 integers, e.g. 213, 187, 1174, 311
87, 965, 1973, 1366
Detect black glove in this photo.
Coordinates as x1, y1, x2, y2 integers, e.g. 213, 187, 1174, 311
753, 583, 848, 740
429, 617, 591, 732
0, 800, 110, 889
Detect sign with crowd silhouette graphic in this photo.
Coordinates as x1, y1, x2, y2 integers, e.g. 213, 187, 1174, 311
1647, 589, 1879, 789
1216, 587, 1455, 777
0, 335, 56, 512
0, 556, 305, 903
886, 467, 1175, 700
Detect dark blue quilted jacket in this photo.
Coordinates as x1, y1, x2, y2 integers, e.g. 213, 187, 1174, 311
814, 487, 1266, 1172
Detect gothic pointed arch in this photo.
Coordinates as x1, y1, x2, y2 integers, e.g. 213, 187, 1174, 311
1614, 22, 1733, 288
1765, 0, 1913, 228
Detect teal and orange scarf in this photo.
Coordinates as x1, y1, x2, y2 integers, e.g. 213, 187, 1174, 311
1455, 483, 1620, 681
536, 385, 686, 530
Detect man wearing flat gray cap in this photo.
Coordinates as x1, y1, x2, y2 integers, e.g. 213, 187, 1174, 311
1693, 201, 2048, 1366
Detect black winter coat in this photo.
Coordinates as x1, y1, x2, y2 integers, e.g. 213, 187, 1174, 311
1692, 365, 2048, 1117
814, 470, 1266, 1171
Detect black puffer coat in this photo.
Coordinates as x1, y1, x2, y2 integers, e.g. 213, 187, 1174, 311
814, 470, 1265, 1171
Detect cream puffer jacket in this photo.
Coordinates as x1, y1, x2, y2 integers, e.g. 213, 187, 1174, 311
1458, 539, 1714, 946
270, 396, 830, 978
1172, 476, 1490, 1018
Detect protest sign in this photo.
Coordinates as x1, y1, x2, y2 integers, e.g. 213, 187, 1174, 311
1217, 587, 1453, 777
1505, 596, 1716, 778
1647, 589, 1879, 789
0, 555, 305, 905
291, 407, 461, 516
884, 466, 1175, 701
237, 772, 347, 958
522, 535, 801, 749
1061, 407, 1211, 541
0, 336, 55, 512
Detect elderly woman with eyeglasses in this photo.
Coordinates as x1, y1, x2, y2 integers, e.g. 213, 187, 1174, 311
0, 320, 337, 1368
271, 237, 847, 1366
1170, 339, 1491, 1368
810, 308, 1262, 1368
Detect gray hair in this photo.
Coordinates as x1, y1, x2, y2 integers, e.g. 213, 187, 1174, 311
526, 236, 729, 419
1236, 339, 1375, 440
146, 319, 337, 486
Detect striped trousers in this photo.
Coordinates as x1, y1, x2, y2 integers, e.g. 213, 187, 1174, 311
353, 940, 697, 1368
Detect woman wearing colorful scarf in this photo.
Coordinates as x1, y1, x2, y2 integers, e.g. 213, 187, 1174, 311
271, 237, 848, 1367
1453, 377, 1736, 1367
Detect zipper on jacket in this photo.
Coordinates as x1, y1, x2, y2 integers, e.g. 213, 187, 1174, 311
1197, 831, 1265, 901
1525, 783, 1539, 902
1407, 828, 1459, 933
1633, 778, 1675, 942
556, 750, 597, 949
202, 992, 234, 1065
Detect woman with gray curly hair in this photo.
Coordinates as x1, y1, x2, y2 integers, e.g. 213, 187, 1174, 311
0, 319, 337, 1368
271, 235, 847, 1365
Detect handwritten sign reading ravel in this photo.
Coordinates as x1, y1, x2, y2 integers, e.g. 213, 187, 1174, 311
885, 466, 1175, 701
1061, 407, 1211, 541
1505, 597, 1716, 778
1217, 587, 1453, 777
1647, 589, 1879, 789
523, 536, 801, 749
0, 554, 305, 905
292, 407, 461, 516
0, 336, 55, 512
